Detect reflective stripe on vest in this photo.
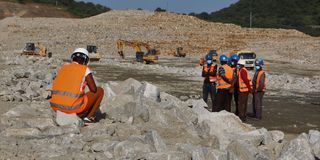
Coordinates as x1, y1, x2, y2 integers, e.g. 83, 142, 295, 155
238, 67, 252, 92
51, 90, 84, 98
217, 64, 233, 89
50, 101, 84, 111
50, 63, 87, 114
204, 64, 217, 82
255, 70, 266, 92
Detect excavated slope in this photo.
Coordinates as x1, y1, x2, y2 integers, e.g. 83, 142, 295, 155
0, 10, 319, 63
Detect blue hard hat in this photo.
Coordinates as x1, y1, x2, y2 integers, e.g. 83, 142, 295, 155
219, 54, 229, 62
255, 58, 264, 66
231, 54, 240, 61
205, 54, 212, 61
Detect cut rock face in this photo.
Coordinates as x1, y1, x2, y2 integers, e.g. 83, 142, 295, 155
279, 133, 314, 160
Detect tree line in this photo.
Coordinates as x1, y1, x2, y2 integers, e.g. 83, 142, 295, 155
188, 0, 320, 36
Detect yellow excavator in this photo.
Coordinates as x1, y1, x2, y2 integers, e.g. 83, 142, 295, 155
116, 39, 160, 64
86, 45, 101, 62
21, 42, 52, 57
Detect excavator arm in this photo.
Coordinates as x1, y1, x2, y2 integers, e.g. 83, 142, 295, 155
116, 39, 160, 63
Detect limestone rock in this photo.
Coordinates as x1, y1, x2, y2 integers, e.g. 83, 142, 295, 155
24, 117, 56, 130
4, 128, 41, 138
270, 130, 285, 143
113, 78, 142, 94
140, 82, 160, 102
309, 130, 320, 159
115, 124, 141, 141
114, 140, 153, 160
145, 130, 167, 152
279, 133, 314, 160
145, 152, 192, 160
55, 111, 83, 127
91, 140, 119, 153
193, 105, 254, 149
227, 140, 269, 160
185, 99, 208, 108
178, 144, 227, 160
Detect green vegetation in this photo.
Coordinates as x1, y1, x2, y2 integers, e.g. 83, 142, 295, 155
154, 7, 166, 12
190, 0, 320, 36
4, 0, 111, 18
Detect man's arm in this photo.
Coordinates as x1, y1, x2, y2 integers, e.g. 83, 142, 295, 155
240, 69, 252, 91
257, 72, 265, 91
86, 73, 97, 93
202, 66, 208, 77
210, 64, 217, 77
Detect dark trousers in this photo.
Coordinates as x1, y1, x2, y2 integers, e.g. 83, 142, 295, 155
202, 82, 216, 111
252, 92, 264, 119
233, 89, 239, 115
238, 92, 249, 121
215, 89, 232, 112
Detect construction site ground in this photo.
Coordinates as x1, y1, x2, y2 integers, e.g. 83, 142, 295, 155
89, 55, 320, 136
0, 9, 320, 142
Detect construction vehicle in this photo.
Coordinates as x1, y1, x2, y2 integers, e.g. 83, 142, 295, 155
116, 39, 160, 64
86, 45, 101, 62
174, 47, 186, 57
21, 42, 50, 57
234, 50, 257, 70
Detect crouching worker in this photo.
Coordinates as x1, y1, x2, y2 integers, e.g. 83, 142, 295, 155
50, 48, 104, 123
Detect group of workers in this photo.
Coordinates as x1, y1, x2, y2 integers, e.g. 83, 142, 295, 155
200, 50, 266, 121
49, 47, 265, 124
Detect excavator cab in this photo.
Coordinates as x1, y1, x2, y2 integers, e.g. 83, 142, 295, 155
24, 43, 35, 52
87, 45, 97, 53
86, 45, 101, 61
174, 47, 186, 57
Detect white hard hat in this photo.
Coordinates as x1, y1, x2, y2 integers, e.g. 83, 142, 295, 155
238, 59, 246, 65
72, 48, 89, 57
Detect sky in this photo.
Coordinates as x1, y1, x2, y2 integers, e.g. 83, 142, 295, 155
80, 0, 239, 13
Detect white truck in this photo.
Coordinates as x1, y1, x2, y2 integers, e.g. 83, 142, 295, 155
236, 50, 257, 70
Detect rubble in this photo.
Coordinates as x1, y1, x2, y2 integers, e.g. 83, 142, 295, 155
0, 77, 318, 159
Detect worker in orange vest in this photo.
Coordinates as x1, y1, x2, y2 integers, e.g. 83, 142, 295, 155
230, 54, 240, 115
50, 48, 104, 123
236, 60, 252, 122
251, 58, 266, 120
215, 55, 233, 112
202, 53, 218, 111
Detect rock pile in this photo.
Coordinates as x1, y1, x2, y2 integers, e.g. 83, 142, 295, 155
0, 56, 61, 102
0, 78, 319, 159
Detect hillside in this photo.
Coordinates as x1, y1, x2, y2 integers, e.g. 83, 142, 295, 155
0, 0, 110, 19
191, 0, 320, 36
0, 10, 319, 64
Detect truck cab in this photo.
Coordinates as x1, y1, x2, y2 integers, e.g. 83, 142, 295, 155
237, 51, 256, 70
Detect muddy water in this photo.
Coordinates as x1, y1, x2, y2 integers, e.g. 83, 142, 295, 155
91, 63, 320, 135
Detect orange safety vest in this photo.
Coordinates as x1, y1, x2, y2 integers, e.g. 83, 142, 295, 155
50, 63, 88, 114
203, 64, 217, 82
238, 67, 252, 92
217, 64, 233, 89
255, 70, 266, 92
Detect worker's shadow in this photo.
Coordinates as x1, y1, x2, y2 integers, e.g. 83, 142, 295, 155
94, 108, 107, 122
